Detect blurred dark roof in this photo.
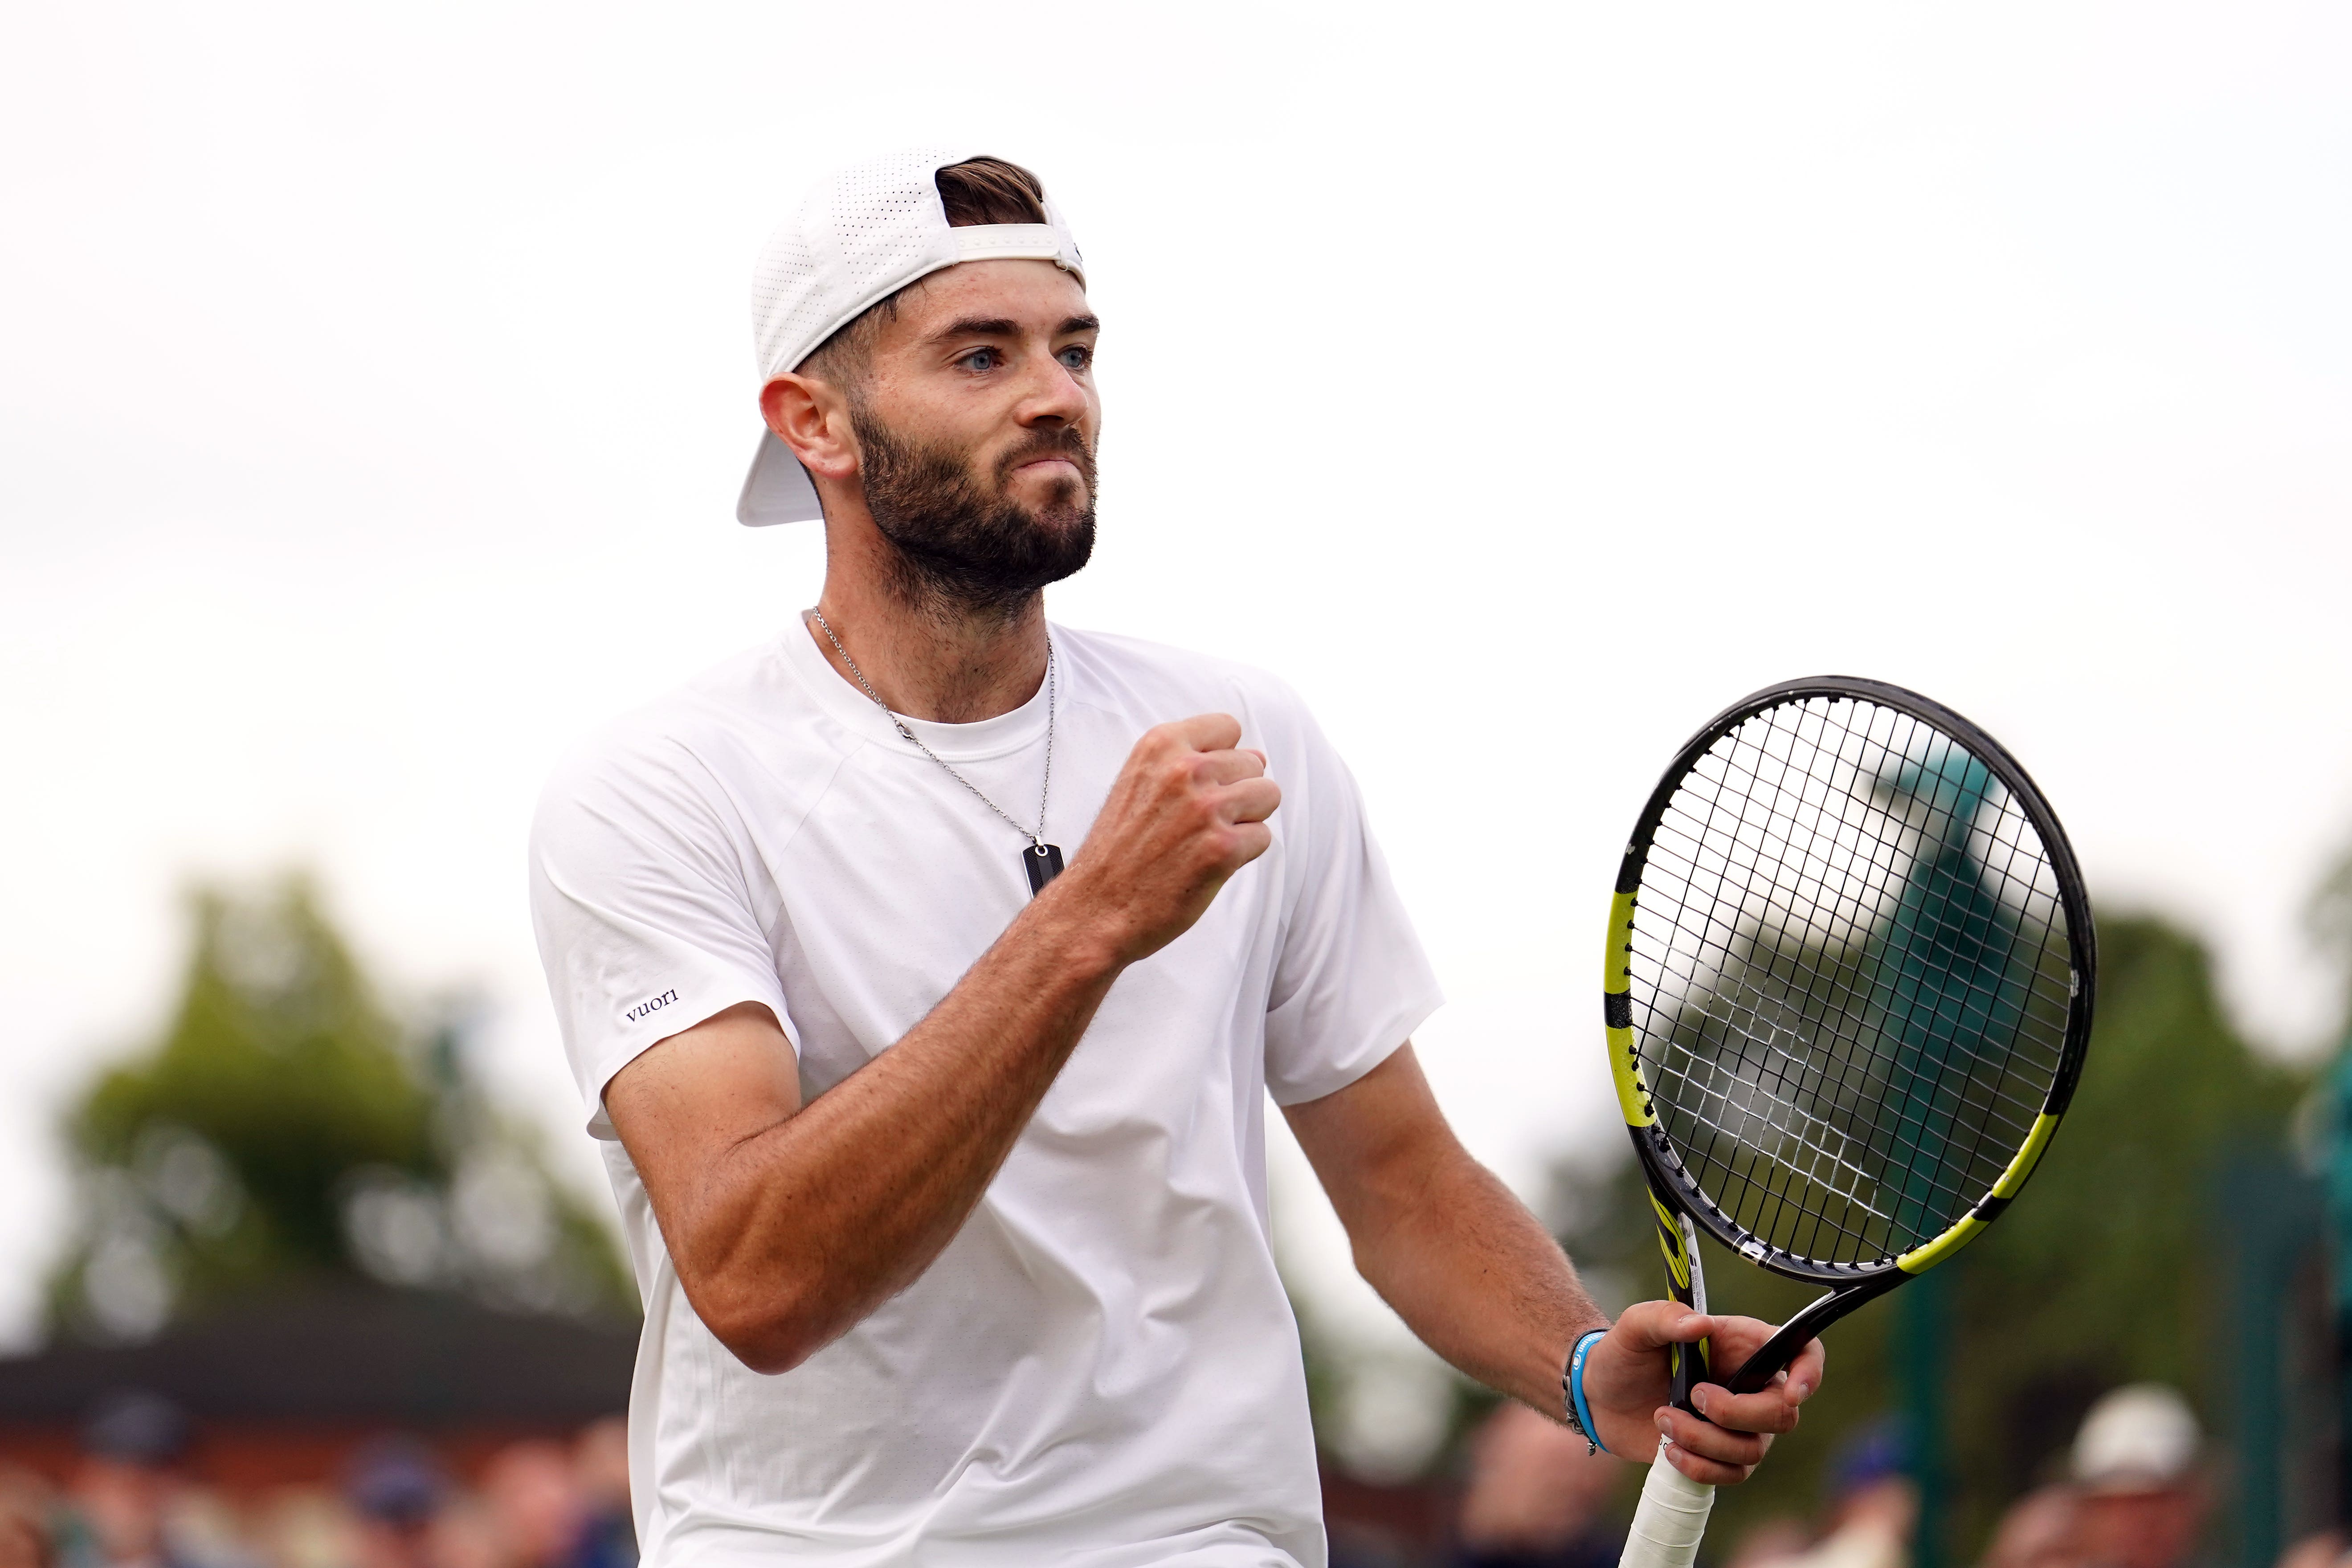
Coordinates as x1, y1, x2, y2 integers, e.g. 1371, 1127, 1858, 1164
0, 1287, 636, 1426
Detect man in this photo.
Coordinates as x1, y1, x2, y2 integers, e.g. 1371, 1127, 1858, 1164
0, 1465, 49, 1568
1452, 1401, 1625, 1568
2068, 1386, 2205, 1568
57, 1394, 209, 1568
343, 1439, 456, 1568
530, 148, 1823, 1567
1716, 1424, 1917, 1568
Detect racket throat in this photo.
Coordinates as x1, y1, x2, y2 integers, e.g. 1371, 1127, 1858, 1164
1661, 1212, 1711, 1413
1722, 1274, 1905, 1396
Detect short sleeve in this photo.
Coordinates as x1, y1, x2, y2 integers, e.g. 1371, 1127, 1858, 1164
530, 735, 796, 1139
1258, 694, 1444, 1106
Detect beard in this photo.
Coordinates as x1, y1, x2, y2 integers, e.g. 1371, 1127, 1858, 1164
850, 402, 1098, 621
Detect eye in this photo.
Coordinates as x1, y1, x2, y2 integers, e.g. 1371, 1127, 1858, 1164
1058, 344, 1093, 371
956, 347, 1003, 372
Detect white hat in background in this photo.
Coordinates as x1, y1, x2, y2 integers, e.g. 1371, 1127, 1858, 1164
2071, 1384, 2201, 1494
735, 147, 1087, 527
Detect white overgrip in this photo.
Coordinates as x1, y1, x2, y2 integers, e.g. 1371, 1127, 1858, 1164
1617, 1448, 1717, 1568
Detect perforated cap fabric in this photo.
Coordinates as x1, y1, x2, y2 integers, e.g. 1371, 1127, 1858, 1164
736, 147, 1086, 527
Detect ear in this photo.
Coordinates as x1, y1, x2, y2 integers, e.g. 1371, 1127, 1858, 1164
760, 373, 858, 482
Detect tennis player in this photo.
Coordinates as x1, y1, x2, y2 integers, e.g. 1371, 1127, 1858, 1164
529, 149, 1825, 1568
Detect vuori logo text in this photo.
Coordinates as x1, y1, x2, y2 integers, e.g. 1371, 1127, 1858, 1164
625, 989, 679, 1023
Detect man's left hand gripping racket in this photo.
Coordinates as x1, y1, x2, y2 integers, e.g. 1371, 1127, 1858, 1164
1604, 678, 2095, 1568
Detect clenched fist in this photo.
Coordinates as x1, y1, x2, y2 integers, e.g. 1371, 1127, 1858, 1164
1045, 714, 1280, 963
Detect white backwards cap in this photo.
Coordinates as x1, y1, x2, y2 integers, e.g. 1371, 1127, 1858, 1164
736, 147, 1086, 527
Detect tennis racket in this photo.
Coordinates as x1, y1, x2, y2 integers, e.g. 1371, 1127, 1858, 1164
1605, 678, 2095, 1568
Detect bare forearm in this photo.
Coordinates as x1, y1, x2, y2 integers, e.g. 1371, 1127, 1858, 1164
1292, 1056, 1825, 1479
687, 903, 1119, 1370
1290, 1049, 1607, 1419
1351, 1151, 1605, 1417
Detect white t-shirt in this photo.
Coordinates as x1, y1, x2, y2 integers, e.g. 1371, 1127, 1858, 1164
528, 621, 1442, 1568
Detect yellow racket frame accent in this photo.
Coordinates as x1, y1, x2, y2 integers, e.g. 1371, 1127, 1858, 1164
1892, 1111, 2060, 1272
1604, 890, 1654, 1129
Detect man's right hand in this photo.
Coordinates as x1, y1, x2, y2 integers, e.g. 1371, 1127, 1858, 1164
1580, 1303, 1824, 1483
1046, 713, 1280, 964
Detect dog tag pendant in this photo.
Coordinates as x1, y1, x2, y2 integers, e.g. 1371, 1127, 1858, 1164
1024, 843, 1065, 897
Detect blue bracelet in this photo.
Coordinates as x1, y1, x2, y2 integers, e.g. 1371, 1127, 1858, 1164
1568, 1327, 1609, 1455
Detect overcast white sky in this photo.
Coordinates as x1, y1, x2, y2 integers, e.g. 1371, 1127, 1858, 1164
4, 2, 2350, 1364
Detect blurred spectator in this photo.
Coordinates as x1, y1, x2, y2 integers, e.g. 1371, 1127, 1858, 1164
0, 1467, 56, 1568
422, 1499, 498, 1568
1452, 1402, 1624, 1568
2070, 1386, 2206, 1568
1806, 1422, 1919, 1568
345, 1438, 482, 1568
21, 1421, 642, 1568
1727, 1519, 1814, 1568
566, 1423, 632, 1568
245, 1490, 358, 1568
1980, 1487, 2086, 1568
57, 1392, 204, 1568
1722, 1421, 1918, 1568
2273, 1533, 2349, 1568
478, 1446, 577, 1568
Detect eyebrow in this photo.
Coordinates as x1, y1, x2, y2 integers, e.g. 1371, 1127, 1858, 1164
931, 316, 1020, 342
927, 313, 1102, 344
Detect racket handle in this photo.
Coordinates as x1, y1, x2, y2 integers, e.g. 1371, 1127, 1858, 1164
1617, 1449, 1717, 1568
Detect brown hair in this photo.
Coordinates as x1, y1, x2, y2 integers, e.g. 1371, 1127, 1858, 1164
936, 156, 1048, 228
800, 156, 1053, 384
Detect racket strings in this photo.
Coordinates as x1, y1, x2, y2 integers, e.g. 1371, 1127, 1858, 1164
1652, 706, 2066, 1257
1629, 696, 2072, 1266
1656, 724, 2060, 1260
1657, 984, 1899, 1227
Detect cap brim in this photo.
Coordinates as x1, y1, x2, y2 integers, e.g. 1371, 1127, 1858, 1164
737, 429, 824, 526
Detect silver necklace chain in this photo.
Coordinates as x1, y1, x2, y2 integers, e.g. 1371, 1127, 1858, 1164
808, 609, 1054, 850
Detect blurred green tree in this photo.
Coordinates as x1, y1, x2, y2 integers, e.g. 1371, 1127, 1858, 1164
1938, 915, 2301, 1554
1540, 912, 2299, 1558
49, 874, 633, 1341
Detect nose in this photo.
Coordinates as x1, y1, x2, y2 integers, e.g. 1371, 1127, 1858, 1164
1014, 349, 1089, 429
